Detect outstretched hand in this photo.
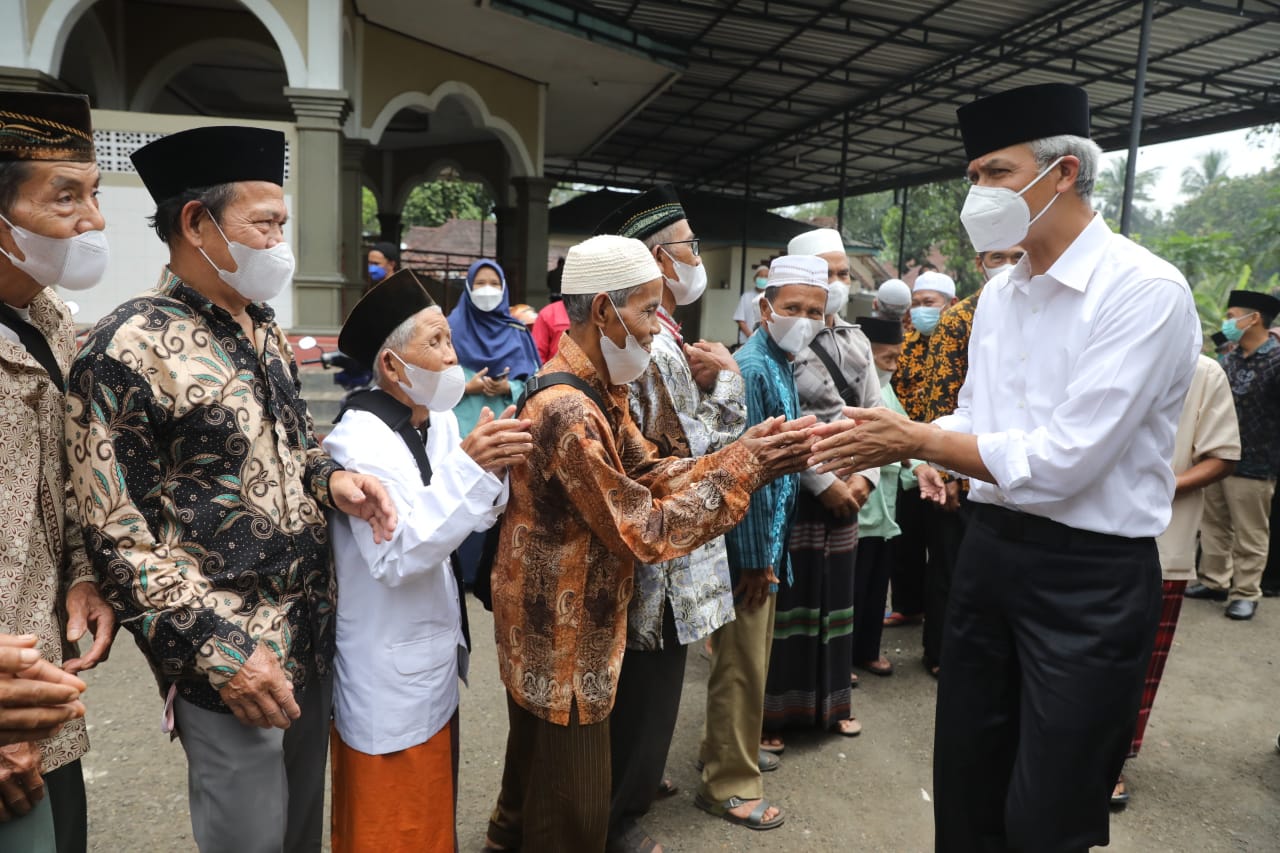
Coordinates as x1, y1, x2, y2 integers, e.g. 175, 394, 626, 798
461, 405, 534, 475
739, 415, 818, 480
809, 407, 927, 479
331, 470, 399, 543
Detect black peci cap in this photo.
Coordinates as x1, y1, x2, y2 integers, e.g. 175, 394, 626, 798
957, 83, 1090, 162
857, 315, 904, 345
339, 269, 439, 370
131, 126, 285, 203
1227, 289, 1280, 318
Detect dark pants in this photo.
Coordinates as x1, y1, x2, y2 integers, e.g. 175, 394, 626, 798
853, 536, 893, 664
44, 760, 87, 853
1263, 483, 1280, 593
892, 488, 927, 615
934, 505, 1160, 853
488, 694, 611, 853
608, 604, 687, 844
923, 500, 968, 668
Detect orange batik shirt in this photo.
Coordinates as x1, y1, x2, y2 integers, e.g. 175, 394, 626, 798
490, 335, 765, 726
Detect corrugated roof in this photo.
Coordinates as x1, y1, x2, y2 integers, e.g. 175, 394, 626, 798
511, 0, 1280, 204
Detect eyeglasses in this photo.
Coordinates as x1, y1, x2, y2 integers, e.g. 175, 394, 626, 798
658, 238, 700, 257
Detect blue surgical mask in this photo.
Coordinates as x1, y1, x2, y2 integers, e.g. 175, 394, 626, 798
1221, 313, 1254, 343
368, 264, 387, 283
910, 306, 942, 336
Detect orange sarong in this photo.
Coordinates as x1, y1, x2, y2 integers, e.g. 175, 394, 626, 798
330, 719, 456, 853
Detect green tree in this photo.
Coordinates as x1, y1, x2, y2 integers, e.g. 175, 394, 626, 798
1180, 149, 1229, 196
1171, 164, 1280, 281
881, 178, 985, 297
400, 180, 492, 228
782, 191, 895, 247
361, 186, 378, 235
1094, 156, 1162, 229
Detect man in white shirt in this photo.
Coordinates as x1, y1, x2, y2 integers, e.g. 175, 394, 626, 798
323, 269, 532, 853
809, 82, 1201, 852
733, 265, 769, 343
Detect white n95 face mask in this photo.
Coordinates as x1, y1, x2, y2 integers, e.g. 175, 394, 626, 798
199, 217, 295, 303
470, 286, 503, 313
600, 298, 651, 385
960, 156, 1064, 252
983, 263, 1015, 281
825, 281, 850, 316
766, 309, 824, 355
661, 248, 708, 306
0, 213, 109, 291
392, 352, 467, 412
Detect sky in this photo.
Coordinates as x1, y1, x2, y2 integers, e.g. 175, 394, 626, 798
1103, 125, 1278, 217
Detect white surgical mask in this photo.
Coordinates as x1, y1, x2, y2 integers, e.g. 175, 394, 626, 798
0, 213, 108, 291
825, 281, 850, 316
600, 298, 651, 385
470, 286, 503, 313
876, 367, 894, 385
960, 156, 1065, 252
983, 262, 1015, 281
765, 307, 824, 355
392, 352, 467, 412
660, 248, 707, 306
199, 216, 295, 303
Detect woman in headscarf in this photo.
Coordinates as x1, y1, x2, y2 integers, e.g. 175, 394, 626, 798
448, 259, 541, 587
448, 259, 541, 438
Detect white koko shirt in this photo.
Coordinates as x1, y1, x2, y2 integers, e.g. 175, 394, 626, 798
934, 214, 1201, 538
324, 406, 507, 755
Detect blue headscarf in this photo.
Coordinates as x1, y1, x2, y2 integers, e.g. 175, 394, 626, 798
447, 259, 541, 380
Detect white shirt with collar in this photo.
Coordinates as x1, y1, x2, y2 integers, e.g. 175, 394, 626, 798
934, 213, 1200, 537
323, 406, 507, 755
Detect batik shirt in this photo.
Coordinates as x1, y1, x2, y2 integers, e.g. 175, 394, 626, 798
922, 289, 981, 423
66, 269, 339, 712
726, 331, 801, 584
0, 289, 92, 773
1222, 337, 1280, 480
891, 328, 933, 422
626, 307, 746, 650
491, 335, 764, 725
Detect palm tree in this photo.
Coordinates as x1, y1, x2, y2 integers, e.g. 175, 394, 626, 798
1095, 156, 1161, 222
1180, 149, 1229, 196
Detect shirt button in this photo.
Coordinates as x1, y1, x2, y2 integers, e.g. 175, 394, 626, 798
1017, 401, 1026, 409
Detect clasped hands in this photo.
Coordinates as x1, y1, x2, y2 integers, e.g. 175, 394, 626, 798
807, 407, 948, 505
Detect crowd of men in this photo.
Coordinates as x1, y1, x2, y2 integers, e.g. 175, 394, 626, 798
0, 79, 1277, 853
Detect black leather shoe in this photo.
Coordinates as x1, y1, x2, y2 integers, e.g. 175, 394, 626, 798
1225, 600, 1257, 620
1184, 583, 1228, 601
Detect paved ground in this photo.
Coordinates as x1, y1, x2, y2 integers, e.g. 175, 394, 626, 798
79, 593, 1280, 852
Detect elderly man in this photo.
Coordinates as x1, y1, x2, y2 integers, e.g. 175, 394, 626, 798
484, 235, 815, 853
595, 186, 747, 853
810, 83, 1200, 851
66, 126, 396, 853
323, 270, 530, 852
0, 91, 116, 853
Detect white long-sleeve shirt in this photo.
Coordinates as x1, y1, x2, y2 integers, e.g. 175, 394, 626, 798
934, 214, 1200, 537
323, 407, 507, 755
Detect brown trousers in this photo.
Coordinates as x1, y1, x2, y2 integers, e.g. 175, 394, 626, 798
1200, 475, 1277, 601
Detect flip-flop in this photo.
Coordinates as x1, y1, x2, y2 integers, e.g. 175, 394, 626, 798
694, 793, 785, 831
1110, 774, 1130, 808
833, 717, 863, 737
759, 739, 786, 755
606, 823, 662, 853
856, 656, 895, 676
656, 778, 679, 799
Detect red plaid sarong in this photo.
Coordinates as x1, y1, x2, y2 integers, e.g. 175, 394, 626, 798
1129, 579, 1187, 757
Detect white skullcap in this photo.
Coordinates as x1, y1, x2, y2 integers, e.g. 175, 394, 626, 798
913, 270, 956, 299
787, 227, 846, 256
766, 255, 829, 290
876, 278, 912, 311
560, 235, 662, 295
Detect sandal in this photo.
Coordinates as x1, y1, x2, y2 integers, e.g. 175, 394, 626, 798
1110, 774, 1129, 808
850, 671, 860, 687
856, 656, 894, 676
606, 823, 662, 853
656, 778, 679, 799
694, 793, 785, 831
883, 611, 922, 627
833, 717, 863, 737
759, 737, 785, 755
696, 749, 779, 774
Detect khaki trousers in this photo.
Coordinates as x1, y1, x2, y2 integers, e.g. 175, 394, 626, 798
1199, 475, 1277, 602
698, 592, 776, 803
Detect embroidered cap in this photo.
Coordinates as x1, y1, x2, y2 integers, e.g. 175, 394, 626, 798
560, 235, 663, 295
131, 126, 285, 203
765, 255, 829, 290
594, 184, 686, 241
339, 269, 440, 370
0, 92, 95, 162
787, 228, 845, 256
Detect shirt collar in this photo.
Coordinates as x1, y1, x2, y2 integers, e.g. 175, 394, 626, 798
1006, 213, 1111, 295
549, 332, 627, 412
156, 267, 276, 327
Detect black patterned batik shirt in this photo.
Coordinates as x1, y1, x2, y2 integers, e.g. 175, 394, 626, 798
1222, 336, 1280, 481
65, 269, 339, 712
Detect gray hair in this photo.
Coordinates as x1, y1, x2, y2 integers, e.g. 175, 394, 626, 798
562, 284, 644, 324
640, 221, 682, 251
372, 307, 440, 386
0, 161, 34, 216
1027, 135, 1102, 204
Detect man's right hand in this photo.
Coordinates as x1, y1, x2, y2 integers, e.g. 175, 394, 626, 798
734, 566, 779, 613
0, 636, 86, 747
0, 741, 43, 822
817, 479, 859, 518
739, 415, 818, 480
460, 406, 534, 475
218, 645, 300, 730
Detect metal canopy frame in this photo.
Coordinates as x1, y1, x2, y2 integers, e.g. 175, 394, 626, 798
520, 0, 1280, 206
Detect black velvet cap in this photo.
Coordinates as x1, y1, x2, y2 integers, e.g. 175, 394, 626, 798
594, 184, 687, 240
957, 83, 1091, 161
857, 316, 903, 345
339, 269, 439, 370
0, 92, 94, 162
1228, 289, 1280, 317
131, 126, 285, 203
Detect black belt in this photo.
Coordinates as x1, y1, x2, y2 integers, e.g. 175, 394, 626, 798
969, 502, 1151, 551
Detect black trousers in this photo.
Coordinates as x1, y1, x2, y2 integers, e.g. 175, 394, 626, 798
607, 603, 687, 842
934, 505, 1160, 853
1262, 483, 1280, 592
892, 487, 928, 615
852, 536, 894, 664
923, 500, 968, 667
44, 759, 86, 853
